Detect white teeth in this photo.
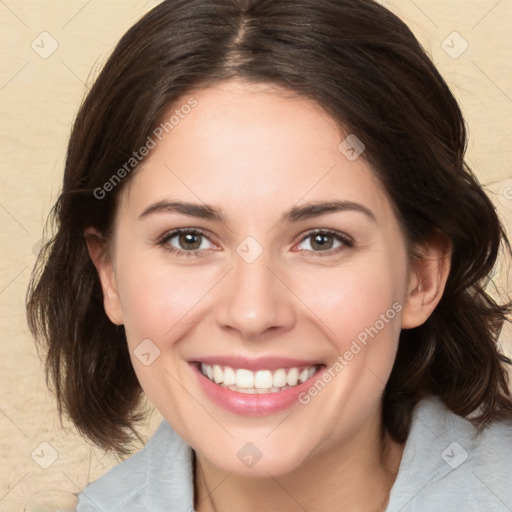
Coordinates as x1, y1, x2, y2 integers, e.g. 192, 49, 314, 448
213, 364, 223, 384
200, 363, 320, 393
235, 368, 254, 389
298, 368, 309, 383
204, 364, 213, 381
220, 383, 294, 393
287, 367, 299, 386
254, 370, 273, 389
224, 366, 236, 386
273, 368, 287, 388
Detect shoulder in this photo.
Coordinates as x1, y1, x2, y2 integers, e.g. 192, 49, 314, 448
416, 397, 512, 471
388, 397, 512, 512
76, 420, 194, 512
76, 446, 149, 512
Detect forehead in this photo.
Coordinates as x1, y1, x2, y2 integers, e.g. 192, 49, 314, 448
120, 80, 391, 224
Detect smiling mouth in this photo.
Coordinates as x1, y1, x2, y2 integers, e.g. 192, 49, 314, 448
199, 363, 323, 394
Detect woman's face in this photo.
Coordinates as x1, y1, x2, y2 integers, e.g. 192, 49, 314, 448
98, 80, 419, 476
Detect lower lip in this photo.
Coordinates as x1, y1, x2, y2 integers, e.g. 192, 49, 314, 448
190, 364, 325, 416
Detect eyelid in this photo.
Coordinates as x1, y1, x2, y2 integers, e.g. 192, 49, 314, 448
156, 227, 353, 258
157, 227, 219, 257
293, 228, 354, 253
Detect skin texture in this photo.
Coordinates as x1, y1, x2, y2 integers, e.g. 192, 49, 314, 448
87, 80, 451, 512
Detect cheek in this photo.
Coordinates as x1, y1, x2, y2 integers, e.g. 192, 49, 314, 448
292, 256, 406, 350
112, 252, 217, 417
114, 250, 218, 347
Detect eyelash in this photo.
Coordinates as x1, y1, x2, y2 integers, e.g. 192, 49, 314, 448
296, 228, 354, 257
157, 228, 354, 258
157, 228, 213, 258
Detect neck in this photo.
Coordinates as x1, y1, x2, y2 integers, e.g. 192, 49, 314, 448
194, 406, 404, 512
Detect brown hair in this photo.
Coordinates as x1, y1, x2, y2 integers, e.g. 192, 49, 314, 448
27, 0, 512, 455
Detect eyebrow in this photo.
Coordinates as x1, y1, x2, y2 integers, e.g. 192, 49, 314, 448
139, 200, 376, 224
139, 200, 226, 222
283, 201, 376, 223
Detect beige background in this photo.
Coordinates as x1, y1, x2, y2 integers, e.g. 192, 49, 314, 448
1, 1, 511, 510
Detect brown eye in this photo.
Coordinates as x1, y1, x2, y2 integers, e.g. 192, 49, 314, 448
160, 229, 214, 254
296, 230, 352, 253
310, 233, 335, 251
178, 232, 203, 250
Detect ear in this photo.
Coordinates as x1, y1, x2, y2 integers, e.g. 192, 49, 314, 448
401, 236, 452, 329
84, 227, 124, 325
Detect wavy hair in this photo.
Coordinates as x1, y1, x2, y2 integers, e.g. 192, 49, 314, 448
27, 0, 512, 454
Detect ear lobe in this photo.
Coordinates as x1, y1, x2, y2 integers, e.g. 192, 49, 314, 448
401, 238, 452, 329
84, 228, 124, 325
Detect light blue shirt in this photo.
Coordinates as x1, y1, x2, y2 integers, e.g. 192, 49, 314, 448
76, 397, 512, 511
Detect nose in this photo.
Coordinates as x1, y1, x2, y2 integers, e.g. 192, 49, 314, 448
214, 253, 297, 341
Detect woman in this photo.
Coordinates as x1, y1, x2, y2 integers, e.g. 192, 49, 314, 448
26, 0, 512, 510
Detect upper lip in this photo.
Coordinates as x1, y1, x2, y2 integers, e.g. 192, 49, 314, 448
190, 355, 323, 371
